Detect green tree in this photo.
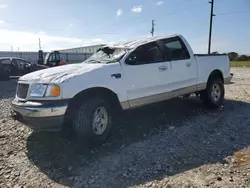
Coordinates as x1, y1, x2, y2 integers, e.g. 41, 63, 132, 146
228, 52, 239, 61
238, 55, 249, 61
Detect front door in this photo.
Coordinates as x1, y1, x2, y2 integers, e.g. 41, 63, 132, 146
47, 53, 60, 67
11, 59, 21, 76
160, 37, 197, 96
122, 41, 172, 107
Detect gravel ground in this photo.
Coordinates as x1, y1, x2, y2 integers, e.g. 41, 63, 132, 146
0, 67, 250, 188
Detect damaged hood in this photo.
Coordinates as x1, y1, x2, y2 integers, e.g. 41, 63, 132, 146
19, 63, 104, 83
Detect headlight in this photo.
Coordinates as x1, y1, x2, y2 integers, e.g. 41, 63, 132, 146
30, 84, 60, 97
30, 84, 47, 97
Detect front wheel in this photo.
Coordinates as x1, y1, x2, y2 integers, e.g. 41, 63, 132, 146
200, 78, 225, 108
72, 97, 113, 145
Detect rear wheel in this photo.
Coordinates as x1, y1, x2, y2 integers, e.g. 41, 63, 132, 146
200, 78, 225, 108
72, 96, 113, 145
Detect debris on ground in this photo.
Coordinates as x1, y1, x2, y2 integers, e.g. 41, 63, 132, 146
0, 68, 250, 188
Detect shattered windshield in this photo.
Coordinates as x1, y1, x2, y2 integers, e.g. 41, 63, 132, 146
85, 47, 127, 64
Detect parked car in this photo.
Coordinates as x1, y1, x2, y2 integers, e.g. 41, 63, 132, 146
11, 34, 233, 144
0, 57, 47, 80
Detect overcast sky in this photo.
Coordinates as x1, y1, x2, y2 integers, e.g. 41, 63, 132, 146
0, 0, 249, 54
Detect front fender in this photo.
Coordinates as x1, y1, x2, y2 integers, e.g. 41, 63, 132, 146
61, 64, 128, 103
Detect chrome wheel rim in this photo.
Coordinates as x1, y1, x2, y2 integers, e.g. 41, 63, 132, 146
92, 106, 108, 135
211, 84, 221, 102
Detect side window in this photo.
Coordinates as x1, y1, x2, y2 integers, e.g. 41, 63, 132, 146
12, 59, 21, 69
18, 60, 29, 68
17, 59, 24, 66
0, 59, 11, 71
55, 53, 60, 61
0, 59, 12, 65
48, 53, 56, 62
162, 38, 190, 61
126, 42, 164, 65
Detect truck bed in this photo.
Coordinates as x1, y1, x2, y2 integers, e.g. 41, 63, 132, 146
194, 54, 231, 86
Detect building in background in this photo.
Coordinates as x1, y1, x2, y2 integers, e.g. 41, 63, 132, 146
58, 44, 106, 53
0, 44, 107, 64
0, 51, 41, 64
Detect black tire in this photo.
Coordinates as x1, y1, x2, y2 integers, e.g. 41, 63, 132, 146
200, 78, 225, 108
72, 96, 113, 145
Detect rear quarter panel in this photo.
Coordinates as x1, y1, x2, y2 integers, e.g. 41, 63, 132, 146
195, 55, 230, 86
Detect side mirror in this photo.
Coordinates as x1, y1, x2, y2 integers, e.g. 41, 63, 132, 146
126, 58, 142, 65
125, 54, 139, 65
125, 58, 133, 65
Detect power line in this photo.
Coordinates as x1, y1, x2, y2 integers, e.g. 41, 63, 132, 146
207, 1, 249, 54
79, 19, 150, 47
217, 9, 250, 16
80, 0, 203, 45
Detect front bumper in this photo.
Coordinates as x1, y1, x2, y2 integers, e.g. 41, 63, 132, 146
11, 99, 68, 131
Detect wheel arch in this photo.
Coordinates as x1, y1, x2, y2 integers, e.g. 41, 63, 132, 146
206, 69, 224, 88
64, 87, 122, 123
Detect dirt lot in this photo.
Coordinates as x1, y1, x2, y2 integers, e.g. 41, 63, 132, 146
0, 68, 250, 188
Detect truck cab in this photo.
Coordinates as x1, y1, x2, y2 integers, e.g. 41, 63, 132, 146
44, 51, 64, 67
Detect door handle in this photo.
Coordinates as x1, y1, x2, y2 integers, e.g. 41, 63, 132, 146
159, 65, 167, 71
186, 62, 191, 67
111, 73, 122, 79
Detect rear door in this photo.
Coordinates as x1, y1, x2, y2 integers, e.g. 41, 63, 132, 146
160, 37, 197, 96
122, 41, 172, 107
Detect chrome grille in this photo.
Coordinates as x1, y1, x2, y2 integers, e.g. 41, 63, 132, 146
16, 83, 29, 99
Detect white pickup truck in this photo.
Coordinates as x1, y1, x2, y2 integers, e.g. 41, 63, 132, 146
11, 34, 233, 144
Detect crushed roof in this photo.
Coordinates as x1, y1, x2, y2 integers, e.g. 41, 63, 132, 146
111, 34, 180, 49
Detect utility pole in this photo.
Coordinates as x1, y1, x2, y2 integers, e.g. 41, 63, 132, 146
11, 46, 13, 52
208, 0, 215, 54
39, 38, 41, 50
151, 20, 155, 37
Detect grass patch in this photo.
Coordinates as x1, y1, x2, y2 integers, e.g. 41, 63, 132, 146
231, 61, 250, 67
